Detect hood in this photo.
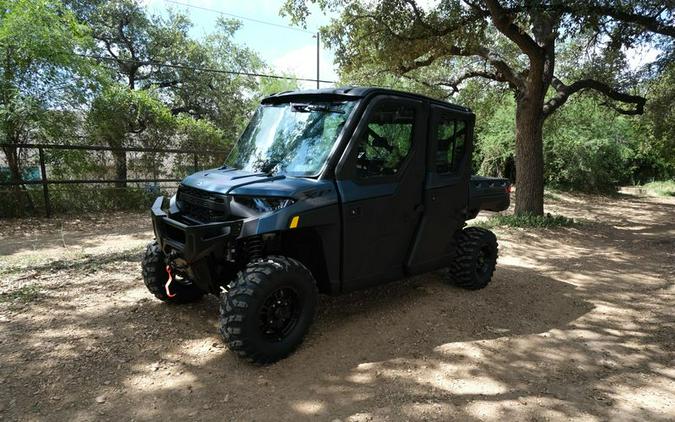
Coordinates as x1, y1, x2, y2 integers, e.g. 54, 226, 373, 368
180, 167, 334, 199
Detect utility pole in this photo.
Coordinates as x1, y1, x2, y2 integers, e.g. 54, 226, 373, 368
316, 31, 320, 89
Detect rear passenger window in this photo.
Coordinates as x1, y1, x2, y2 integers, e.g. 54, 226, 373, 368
436, 118, 467, 174
355, 103, 415, 178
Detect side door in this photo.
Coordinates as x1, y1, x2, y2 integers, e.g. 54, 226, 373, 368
406, 105, 474, 274
336, 96, 426, 291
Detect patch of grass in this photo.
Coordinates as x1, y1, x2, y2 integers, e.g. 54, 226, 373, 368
474, 213, 577, 229
544, 191, 560, 201
0, 284, 41, 303
640, 180, 675, 197
0, 246, 144, 276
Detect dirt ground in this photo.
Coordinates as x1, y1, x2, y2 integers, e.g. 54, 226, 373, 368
0, 192, 673, 421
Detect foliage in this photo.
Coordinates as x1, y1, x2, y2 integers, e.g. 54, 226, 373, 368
0, 0, 91, 173
88, 86, 174, 147
193, 18, 263, 137
461, 83, 670, 192
1, 0, 673, 218
460, 79, 675, 192
0, 184, 171, 218
631, 61, 675, 181
174, 115, 229, 169
640, 181, 675, 197
465, 89, 516, 179
47, 185, 169, 212
543, 96, 637, 192
0, 0, 279, 217
474, 213, 577, 229
257, 75, 301, 99
75, 0, 262, 143
283, 0, 673, 215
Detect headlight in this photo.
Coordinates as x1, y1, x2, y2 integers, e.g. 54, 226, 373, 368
233, 196, 295, 213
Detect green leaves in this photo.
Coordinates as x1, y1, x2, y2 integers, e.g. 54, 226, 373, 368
0, 0, 89, 67
1, 0, 92, 149
87, 85, 172, 145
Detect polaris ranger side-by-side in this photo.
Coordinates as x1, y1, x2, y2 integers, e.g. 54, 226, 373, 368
142, 87, 510, 363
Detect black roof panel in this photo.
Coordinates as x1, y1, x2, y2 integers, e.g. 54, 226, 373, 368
262, 86, 471, 113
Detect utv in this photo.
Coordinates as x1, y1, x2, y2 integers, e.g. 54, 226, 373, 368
142, 87, 510, 364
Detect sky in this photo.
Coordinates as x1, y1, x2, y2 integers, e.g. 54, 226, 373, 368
140, 0, 658, 89
142, 0, 339, 88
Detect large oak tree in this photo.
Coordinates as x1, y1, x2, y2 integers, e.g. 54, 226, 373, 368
72, 0, 262, 186
1, 0, 89, 209
283, 0, 673, 214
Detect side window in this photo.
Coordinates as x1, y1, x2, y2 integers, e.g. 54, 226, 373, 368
435, 116, 467, 174
355, 103, 415, 178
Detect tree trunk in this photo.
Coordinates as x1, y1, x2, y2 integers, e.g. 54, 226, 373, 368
514, 98, 545, 215
1, 144, 34, 215
112, 148, 127, 188
3, 144, 21, 185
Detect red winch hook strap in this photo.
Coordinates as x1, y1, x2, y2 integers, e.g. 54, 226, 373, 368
165, 265, 177, 298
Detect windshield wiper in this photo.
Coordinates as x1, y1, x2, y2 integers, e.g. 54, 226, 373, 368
291, 103, 345, 114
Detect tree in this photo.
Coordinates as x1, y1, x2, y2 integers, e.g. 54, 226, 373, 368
87, 85, 173, 184
0, 0, 89, 210
283, 0, 673, 214
74, 0, 263, 186
258, 75, 301, 98
171, 18, 263, 138
633, 60, 675, 181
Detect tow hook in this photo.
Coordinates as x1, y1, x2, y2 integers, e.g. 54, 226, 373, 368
165, 265, 177, 298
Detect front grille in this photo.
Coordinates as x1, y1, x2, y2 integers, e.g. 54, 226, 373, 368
177, 185, 231, 223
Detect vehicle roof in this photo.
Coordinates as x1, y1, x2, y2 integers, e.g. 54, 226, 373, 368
261, 86, 471, 113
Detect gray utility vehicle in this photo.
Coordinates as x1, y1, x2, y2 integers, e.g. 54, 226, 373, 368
142, 87, 510, 363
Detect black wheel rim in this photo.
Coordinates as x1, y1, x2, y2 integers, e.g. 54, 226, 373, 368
259, 287, 301, 342
476, 245, 493, 278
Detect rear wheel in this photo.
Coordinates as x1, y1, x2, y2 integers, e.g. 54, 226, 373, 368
220, 256, 318, 364
445, 227, 498, 290
141, 241, 204, 303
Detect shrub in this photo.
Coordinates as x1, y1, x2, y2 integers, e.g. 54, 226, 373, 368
543, 97, 636, 192
0, 184, 173, 217
640, 180, 675, 197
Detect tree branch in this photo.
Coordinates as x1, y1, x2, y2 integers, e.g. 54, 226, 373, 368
484, 0, 542, 59
552, 3, 675, 38
344, 2, 526, 92
475, 47, 524, 89
117, 18, 137, 60
438, 70, 508, 93
396, 44, 479, 73
94, 36, 119, 60
543, 76, 646, 117
397, 54, 439, 73
401, 70, 509, 98
403, 0, 435, 33
396, 44, 524, 90
147, 80, 179, 89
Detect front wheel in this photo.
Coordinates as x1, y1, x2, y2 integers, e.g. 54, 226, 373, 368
141, 241, 204, 303
220, 256, 318, 364
444, 227, 498, 290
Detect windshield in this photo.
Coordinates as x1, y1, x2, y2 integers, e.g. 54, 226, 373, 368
225, 100, 358, 177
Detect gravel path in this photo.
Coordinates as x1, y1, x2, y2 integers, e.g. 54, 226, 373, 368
0, 193, 673, 421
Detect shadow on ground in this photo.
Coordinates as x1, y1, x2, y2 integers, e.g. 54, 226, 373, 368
0, 193, 673, 421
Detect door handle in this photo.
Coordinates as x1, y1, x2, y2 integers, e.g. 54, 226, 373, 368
349, 206, 361, 216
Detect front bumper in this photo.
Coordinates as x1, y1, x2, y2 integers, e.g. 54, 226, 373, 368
150, 196, 243, 263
